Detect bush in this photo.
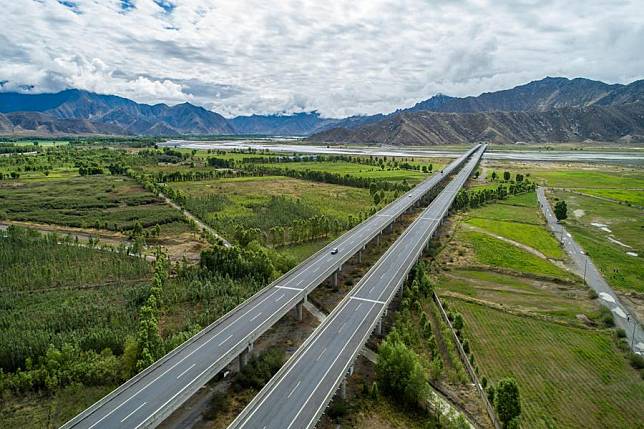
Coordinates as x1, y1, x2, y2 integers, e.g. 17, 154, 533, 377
203, 391, 230, 420
599, 306, 615, 328
234, 348, 284, 391
628, 352, 644, 370
615, 328, 627, 339
327, 397, 349, 421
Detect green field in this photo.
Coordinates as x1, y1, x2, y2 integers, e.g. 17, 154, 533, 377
449, 299, 644, 429
437, 270, 598, 324
457, 230, 574, 280
550, 190, 643, 293
485, 165, 644, 189
256, 160, 430, 184
170, 175, 373, 241
0, 175, 185, 232
573, 188, 644, 207
462, 197, 543, 224
465, 218, 565, 259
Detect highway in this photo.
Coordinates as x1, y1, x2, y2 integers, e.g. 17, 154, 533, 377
62, 145, 481, 429
228, 145, 486, 429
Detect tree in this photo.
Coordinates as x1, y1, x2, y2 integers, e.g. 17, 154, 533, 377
494, 377, 521, 427
503, 171, 511, 181
373, 191, 381, 205
554, 200, 568, 221
376, 332, 428, 408
474, 170, 480, 178
491, 171, 497, 180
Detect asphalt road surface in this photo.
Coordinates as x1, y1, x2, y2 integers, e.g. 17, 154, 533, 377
537, 187, 644, 355
228, 146, 485, 429
62, 146, 481, 429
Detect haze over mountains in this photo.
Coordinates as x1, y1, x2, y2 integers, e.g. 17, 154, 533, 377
0, 77, 642, 145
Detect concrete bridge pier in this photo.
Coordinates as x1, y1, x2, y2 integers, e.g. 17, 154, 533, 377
295, 295, 308, 321
239, 342, 254, 369
376, 318, 383, 336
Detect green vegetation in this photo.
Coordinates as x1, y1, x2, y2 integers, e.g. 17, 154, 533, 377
465, 218, 564, 259
0, 175, 184, 232
0, 227, 150, 373
457, 230, 573, 280
551, 190, 643, 293
575, 188, 644, 206
170, 176, 373, 246
436, 270, 598, 324
255, 160, 428, 184
554, 200, 567, 221
377, 331, 429, 408
449, 299, 644, 428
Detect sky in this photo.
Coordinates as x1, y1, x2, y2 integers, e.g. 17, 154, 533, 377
1, 0, 643, 118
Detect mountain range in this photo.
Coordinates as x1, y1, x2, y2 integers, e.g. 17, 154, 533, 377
0, 77, 642, 144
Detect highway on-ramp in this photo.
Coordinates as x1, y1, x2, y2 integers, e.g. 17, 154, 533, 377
62, 145, 481, 429
228, 145, 486, 429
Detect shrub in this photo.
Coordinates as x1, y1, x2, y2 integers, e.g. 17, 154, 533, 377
628, 352, 644, 370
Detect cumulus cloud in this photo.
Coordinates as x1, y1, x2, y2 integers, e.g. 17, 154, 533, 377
1, 0, 643, 117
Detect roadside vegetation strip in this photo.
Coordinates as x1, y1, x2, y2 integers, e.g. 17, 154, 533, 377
457, 230, 575, 281
449, 299, 644, 429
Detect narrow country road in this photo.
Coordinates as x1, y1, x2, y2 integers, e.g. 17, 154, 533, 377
158, 192, 231, 248
537, 187, 644, 355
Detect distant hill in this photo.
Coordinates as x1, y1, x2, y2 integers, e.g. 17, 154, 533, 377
310, 102, 644, 145
0, 77, 642, 141
309, 77, 644, 145
0, 89, 233, 136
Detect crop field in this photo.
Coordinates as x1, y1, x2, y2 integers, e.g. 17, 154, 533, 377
550, 190, 643, 293
169, 175, 373, 240
448, 299, 644, 429
0, 175, 185, 231
255, 160, 430, 184
575, 188, 644, 206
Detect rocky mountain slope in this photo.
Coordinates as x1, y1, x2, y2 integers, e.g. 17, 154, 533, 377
310, 102, 644, 145
0, 77, 642, 141
0, 89, 233, 136
309, 78, 644, 145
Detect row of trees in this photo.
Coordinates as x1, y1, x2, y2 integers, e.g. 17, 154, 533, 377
451, 181, 536, 211
245, 164, 411, 192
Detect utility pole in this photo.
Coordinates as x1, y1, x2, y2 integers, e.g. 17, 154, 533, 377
583, 251, 589, 284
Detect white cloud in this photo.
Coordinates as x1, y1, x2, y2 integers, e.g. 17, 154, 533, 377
0, 0, 642, 117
